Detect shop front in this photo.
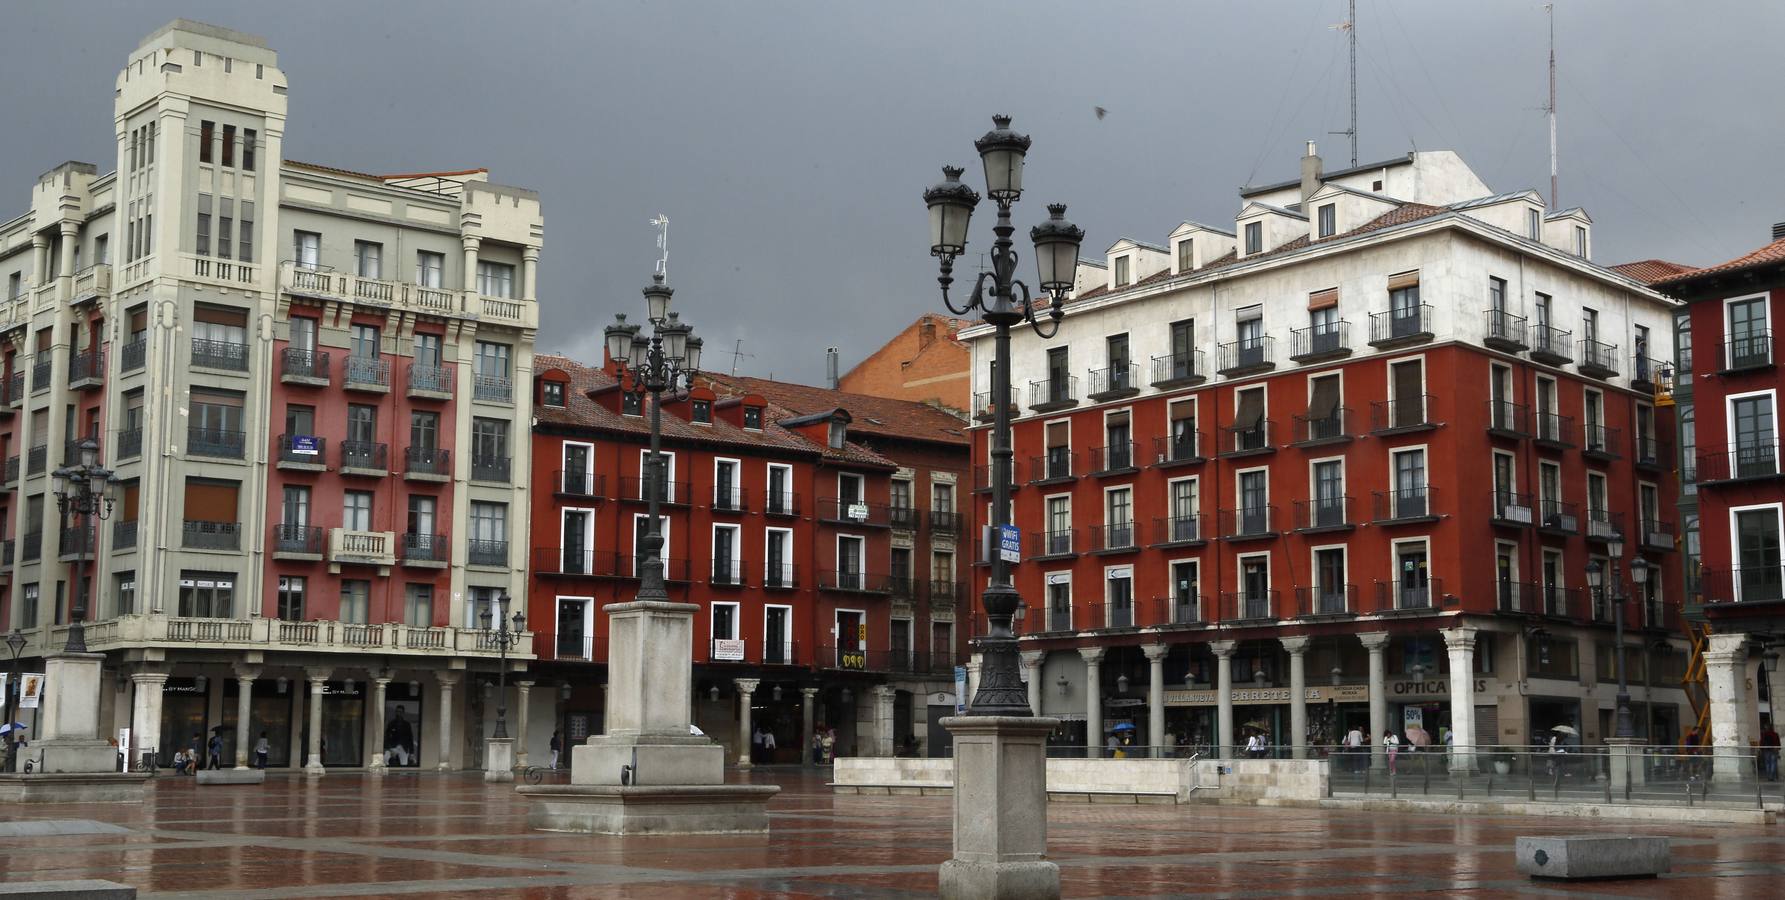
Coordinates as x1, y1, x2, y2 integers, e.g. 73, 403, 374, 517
1164, 683, 1371, 755
222, 678, 295, 768
295, 680, 366, 768
378, 680, 427, 769
157, 677, 210, 766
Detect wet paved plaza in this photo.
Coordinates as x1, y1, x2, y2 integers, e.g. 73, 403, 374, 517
0, 769, 1781, 898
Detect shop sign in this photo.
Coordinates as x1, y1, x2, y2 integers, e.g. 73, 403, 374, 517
1105, 698, 1146, 708
1163, 683, 1369, 707
839, 649, 867, 671
848, 502, 869, 522
1387, 677, 1488, 698
997, 524, 1021, 563
163, 678, 206, 694
712, 639, 745, 662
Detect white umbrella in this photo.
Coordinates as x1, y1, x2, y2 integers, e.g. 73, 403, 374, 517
1549, 724, 1578, 736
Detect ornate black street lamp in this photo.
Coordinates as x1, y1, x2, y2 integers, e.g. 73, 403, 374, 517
1586, 542, 1650, 740
925, 115, 1083, 715
50, 438, 116, 654
481, 597, 525, 739
605, 276, 703, 612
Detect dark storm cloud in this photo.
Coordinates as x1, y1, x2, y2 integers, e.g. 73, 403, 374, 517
5, 1, 1780, 383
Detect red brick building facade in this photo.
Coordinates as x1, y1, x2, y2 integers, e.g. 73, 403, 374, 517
837, 313, 970, 414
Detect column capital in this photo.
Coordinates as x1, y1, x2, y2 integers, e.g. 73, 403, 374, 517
1278, 636, 1312, 655
522, 246, 541, 262
435, 670, 462, 686
872, 684, 894, 700
1439, 626, 1478, 652
1705, 633, 1749, 658
516, 680, 535, 690
372, 675, 392, 686
30, 233, 48, 249
1142, 643, 1170, 662
1078, 646, 1106, 664
1021, 650, 1047, 668
800, 686, 819, 698
1208, 640, 1237, 658
733, 677, 760, 694
1358, 631, 1391, 652
58, 220, 80, 238
304, 666, 332, 684
461, 234, 482, 252
232, 664, 262, 682
131, 671, 170, 687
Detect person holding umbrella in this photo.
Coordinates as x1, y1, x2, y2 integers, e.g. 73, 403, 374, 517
0, 721, 25, 773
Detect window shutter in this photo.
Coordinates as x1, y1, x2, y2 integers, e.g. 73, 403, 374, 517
1235, 388, 1265, 429
1387, 271, 1420, 291
1308, 288, 1339, 311
1309, 376, 1341, 418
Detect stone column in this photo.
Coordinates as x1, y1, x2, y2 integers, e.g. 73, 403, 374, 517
436, 671, 459, 772
1360, 632, 1391, 771
1078, 647, 1105, 754
1210, 640, 1236, 759
303, 668, 330, 775
964, 655, 982, 707
514, 681, 533, 770
1705, 633, 1749, 783
800, 687, 817, 765
57, 223, 77, 280
129, 671, 168, 767
1143, 644, 1168, 758
734, 678, 759, 768
461, 236, 481, 304
521, 247, 540, 302
29, 233, 48, 284
233, 666, 259, 769
873, 685, 896, 757
1281, 636, 1310, 760
1440, 626, 1478, 773
368, 675, 390, 771
1021, 650, 1046, 718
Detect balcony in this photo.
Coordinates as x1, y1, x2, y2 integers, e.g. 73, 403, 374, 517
112, 519, 137, 551
1151, 514, 1203, 547
1575, 338, 1620, 379
1536, 500, 1580, 536
1222, 590, 1278, 622
72, 263, 111, 302
1086, 364, 1140, 401
191, 338, 250, 372
972, 388, 1019, 423
1581, 424, 1621, 461
617, 475, 687, 505
552, 468, 603, 499
182, 520, 242, 551
1370, 394, 1435, 434
1292, 408, 1353, 445
889, 504, 918, 531
57, 525, 95, 560
711, 485, 750, 514
1483, 309, 1529, 352
407, 364, 453, 399
27, 445, 45, 475
2, 371, 20, 407
1719, 331, 1773, 373
1149, 431, 1203, 468
1089, 522, 1139, 554
1150, 351, 1206, 388
1297, 585, 1357, 618
817, 498, 891, 528
281, 348, 330, 386
1491, 491, 1536, 527
1630, 354, 1660, 393
1493, 580, 1531, 613
1634, 434, 1666, 470
1696, 442, 1782, 484
1372, 487, 1437, 524
1289, 321, 1352, 363
2, 456, 15, 484
1087, 601, 1137, 630
1698, 566, 1785, 605
929, 510, 963, 536
1027, 376, 1078, 413
1293, 497, 1353, 533
340, 440, 390, 476
1375, 577, 1443, 614
1218, 506, 1278, 541
709, 556, 747, 587
67, 352, 104, 390
1530, 325, 1573, 366
1585, 509, 1625, 544
188, 426, 246, 460
20, 530, 40, 562
1029, 529, 1077, 559
279, 263, 472, 318
1153, 594, 1204, 627
1220, 420, 1275, 458
401, 532, 449, 567
473, 374, 514, 404
271, 524, 325, 560
1089, 441, 1138, 476
928, 580, 962, 608
328, 529, 396, 566
118, 428, 144, 460
888, 574, 917, 599
1486, 401, 1531, 439
817, 569, 892, 594
344, 355, 392, 392
467, 539, 509, 568
406, 447, 452, 482
764, 563, 800, 590
472, 454, 512, 483
1367, 303, 1434, 348
1641, 518, 1676, 552
31, 358, 50, 393
120, 338, 147, 373
6, 615, 532, 661
1216, 337, 1274, 376
763, 490, 801, 518
1533, 412, 1575, 449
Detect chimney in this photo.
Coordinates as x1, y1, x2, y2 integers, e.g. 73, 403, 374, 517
1773, 222, 1785, 241
918, 317, 936, 350
826, 347, 839, 389
1300, 140, 1323, 206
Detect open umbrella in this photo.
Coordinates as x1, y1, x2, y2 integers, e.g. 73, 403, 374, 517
1549, 724, 1578, 736
0, 723, 26, 737
1109, 722, 1136, 732
1241, 721, 1271, 734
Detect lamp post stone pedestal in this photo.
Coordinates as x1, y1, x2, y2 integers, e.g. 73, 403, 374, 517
938, 716, 1061, 900
0, 651, 151, 803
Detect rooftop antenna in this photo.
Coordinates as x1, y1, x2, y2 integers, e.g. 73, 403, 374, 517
649, 214, 669, 279
728, 338, 754, 376
1328, 0, 1358, 167
1545, 3, 1557, 208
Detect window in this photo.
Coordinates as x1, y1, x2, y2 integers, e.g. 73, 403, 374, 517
1103, 410, 1131, 469
177, 572, 235, 618
1239, 555, 1270, 617
355, 240, 382, 279
470, 501, 508, 549
1734, 507, 1783, 602
890, 547, 912, 594
1106, 567, 1134, 626
199, 120, 214, 163
890, 477, 911, 512
1244, 221, 1262, 254
1527, 207, 1542, 239
343, 491, 373, 531
691, 399, 710, 423
716, 459, 741, 510
1168, 319, 1195, 375
340, 580, 370, 624
932, 481, 954, 515
1235, 305, 1264, 361
1728, 295, 1771, 369
238, 201, 254, 262
350, 323, 379, 361
1317, 203, 1336, 238
1492, 452, 1517, 512
1312, 460, 1344, 527
1105, 487, 1133, 548
476, 261, 515, 298
1388, 272, 1421, 330
1113, 255, 1130, 287
278, 576, 306, 621
20, 584, 37, 629
1539, 461, 1565, 524
1045, 347, 1070, 400
216, 198, 233, 259
712, 524, 740, 584
1168, 398, 1198, 460
711, 602, 739, 641
1584, 389, 1606, 450
190, 389, 245, 453
1046, 495, 1071, 555
476, 341, 511, 379
411, 411, 440, 456
767, 463, 793, 514
1391, 448, 1427, 518
743, 406, 762, 429
837, 471, 864, 505
1314, 548, 1347, 612
1046, 573, 1072, 631
1730, 393, 1777, 477
294, 231, 320, 270
281, 485, 311, 528
836, 535, 864, 589
114, 572, 137, 617
1582, 307, 1600, 345
242, 128, 256, 172
1574, 225, 1588, 256
1489, 276, 1506, 313
416, 251, 444, 287
196, 194, 211, 256
1307, 374, 1342, 438
1045, 420, 1071, 478
405, 585, 433, 627
1535, 375, 1559, 440
622, 392, 643, 416
1233, 386, 1266, 451
766, 528, 793, 586
1394, 540, 1431, 609
1105, 333, 1130, 389
543, 381, 566, 408
1170, 561, 1198, 622
473, 418, 511, 472
1176, 239, 1193, 271
1238, 469, 1268, 533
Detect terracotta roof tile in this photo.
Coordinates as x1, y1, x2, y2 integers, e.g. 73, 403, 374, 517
1654, 238, 1785, 287
1608, 259, 1698, 285
707, 375, 969, 448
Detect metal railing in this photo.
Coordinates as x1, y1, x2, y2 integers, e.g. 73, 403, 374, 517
1720, 331, 1773, 372
1376, 577, 1441, 612
763, 490, 801, 517
402, 531, 448, 563
1029, 449, 1076, 482
1531, 324, 1573, 361
473, 374, 513, 403
1289, 321, 1350, 359
1370, 394, 1433, 432
817, 497, 890, 526
1577, 338, 1620, 376
1492, 491, 1535, 525
1090, 522, 1138, 552
1028, 376, 1077, 408
467, 539, 509, 567
282, 348, 330, 382
1216, 337, 1273, 373
1089, 441, 1136, 474
471, 454, 512, 482
888, 504, 918, 530
1368, 303, 1433, 344
1534, 411, 1574, 446
276, 434, 326, 465
1582, 423, 1621, 458
1224, 419, 1273, 454
1221, 590, 1278, 620
188, 426, 246, 459
1298, 584, 1356, 616
929, 510, 962, 535
1150, 350, 1204, 386
112, 520, 137, 550
1372, 487, 1434, 522
344, 355, 391, 389
1294, 497, 1352, 531
406, 446, 451, 478
1696, 441, 1781, 482
191, 338, 250, 371
1153, 514, 1201, 545
1294, 408, 1351, 443
1483, 309, 1527, 347
120, 338, 147, 372
272, 524, 325, 555
407, 363, 452, 396
1153, 594, 1204, 626
1152, 431, 1203, 465
1486, 400, 1529, 436
67, 352, 103, 386
1219, 506, 1277, 538
1698, 566, 1785, 605
1086, 364, 1139, 397
118, 427, 144, 459
1538, 499, 1580, 534
1030, 528, 1077, 558
340, 440, 389, 471
182, 520, 241, 551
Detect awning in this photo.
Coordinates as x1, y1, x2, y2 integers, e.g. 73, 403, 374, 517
1234, 388, 1265, 430
1309, 375, 1341, 419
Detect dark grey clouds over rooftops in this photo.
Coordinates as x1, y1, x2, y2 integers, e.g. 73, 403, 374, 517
3, 1, 1779, 383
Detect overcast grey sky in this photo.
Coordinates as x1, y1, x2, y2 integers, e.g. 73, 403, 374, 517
4, 1, 1781, 384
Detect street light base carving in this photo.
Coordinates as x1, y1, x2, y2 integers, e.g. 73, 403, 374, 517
938, 715, 1060, 900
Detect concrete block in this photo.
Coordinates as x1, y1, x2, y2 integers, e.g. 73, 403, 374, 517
1516, 835, 1670, 880
518, 783, 780, 834
484, 738, 514, 783
0, 774, 152, 804
195, 769, 266, 786
573, 739, 723, 786
0, 880, 136, 899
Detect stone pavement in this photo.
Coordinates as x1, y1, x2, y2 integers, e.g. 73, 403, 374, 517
0, 768, 1781, 898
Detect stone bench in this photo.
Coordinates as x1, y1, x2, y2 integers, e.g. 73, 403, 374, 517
195, 769, 266, 786
0, 880, 137, 899
1516, 835, 1671, 880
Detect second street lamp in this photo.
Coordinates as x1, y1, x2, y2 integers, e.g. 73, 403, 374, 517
50, 438, 117, 654
482, 600, 526, 740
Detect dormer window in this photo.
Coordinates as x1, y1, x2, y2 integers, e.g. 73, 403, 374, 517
743, 406, 762, 430
1527, 208, 1542, 239
1317, 203, 1336, 239
622, 392, 642, 416
828, 419, 846, 450
1176, 239, 1193, 272
1114, 255, 1130, 287
1574, 225, 1588, 257
542, 381, 565, 408
1244, 222, 1262, 255
692, 399, 711, 424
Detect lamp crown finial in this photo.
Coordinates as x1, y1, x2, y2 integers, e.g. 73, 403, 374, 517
1047, 202, 1068, 218
942, 165, 964, 181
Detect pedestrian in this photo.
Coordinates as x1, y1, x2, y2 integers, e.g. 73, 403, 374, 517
810, 728, 824, 765
820, 728, 835, 764
207, 731, 225, 770
254, 731, 270, 769
762, 728, 777, 763
1344, 724, 1365, 773
384, 706, 416, 767
751, 725, 766, 765
1383, 730, 1400, 774
172, 748, 191, 775
549, 730, 562, 770
1759, 717, 1780, 782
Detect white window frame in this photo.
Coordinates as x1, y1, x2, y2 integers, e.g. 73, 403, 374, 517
1044, 571, 1073, 631
639, 448, 677, 503
559, 506, 596, 574
1728, 502, 1785, 603
1309, 542, 1349, 613
630, 513, 671, 578
766, 462, 794, 513
1166, 474, 1200, 536
561, 440, 595, 494
711, 523, 742, 583
1389, 536, 1434, 608
835, 533, 866, 589
1388, 444, 1429, 493
713, 457, 741, 508
1235, 464, 1271, 514
1165, 396, 1198, 460
834, 607, 867, 650
555, 595, 595, 661
1234, 551, 1272, 615
710, 600, 741, 642
1102, 565, 1134, 626
1725, 388, 1779, 456
763, 603, 794, 662
1167, 557, 1200, 620
764, 526, 794, 586
1386, 352, 1427, 414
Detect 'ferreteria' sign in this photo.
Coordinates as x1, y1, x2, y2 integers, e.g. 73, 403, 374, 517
1162, 683, 1370, 707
